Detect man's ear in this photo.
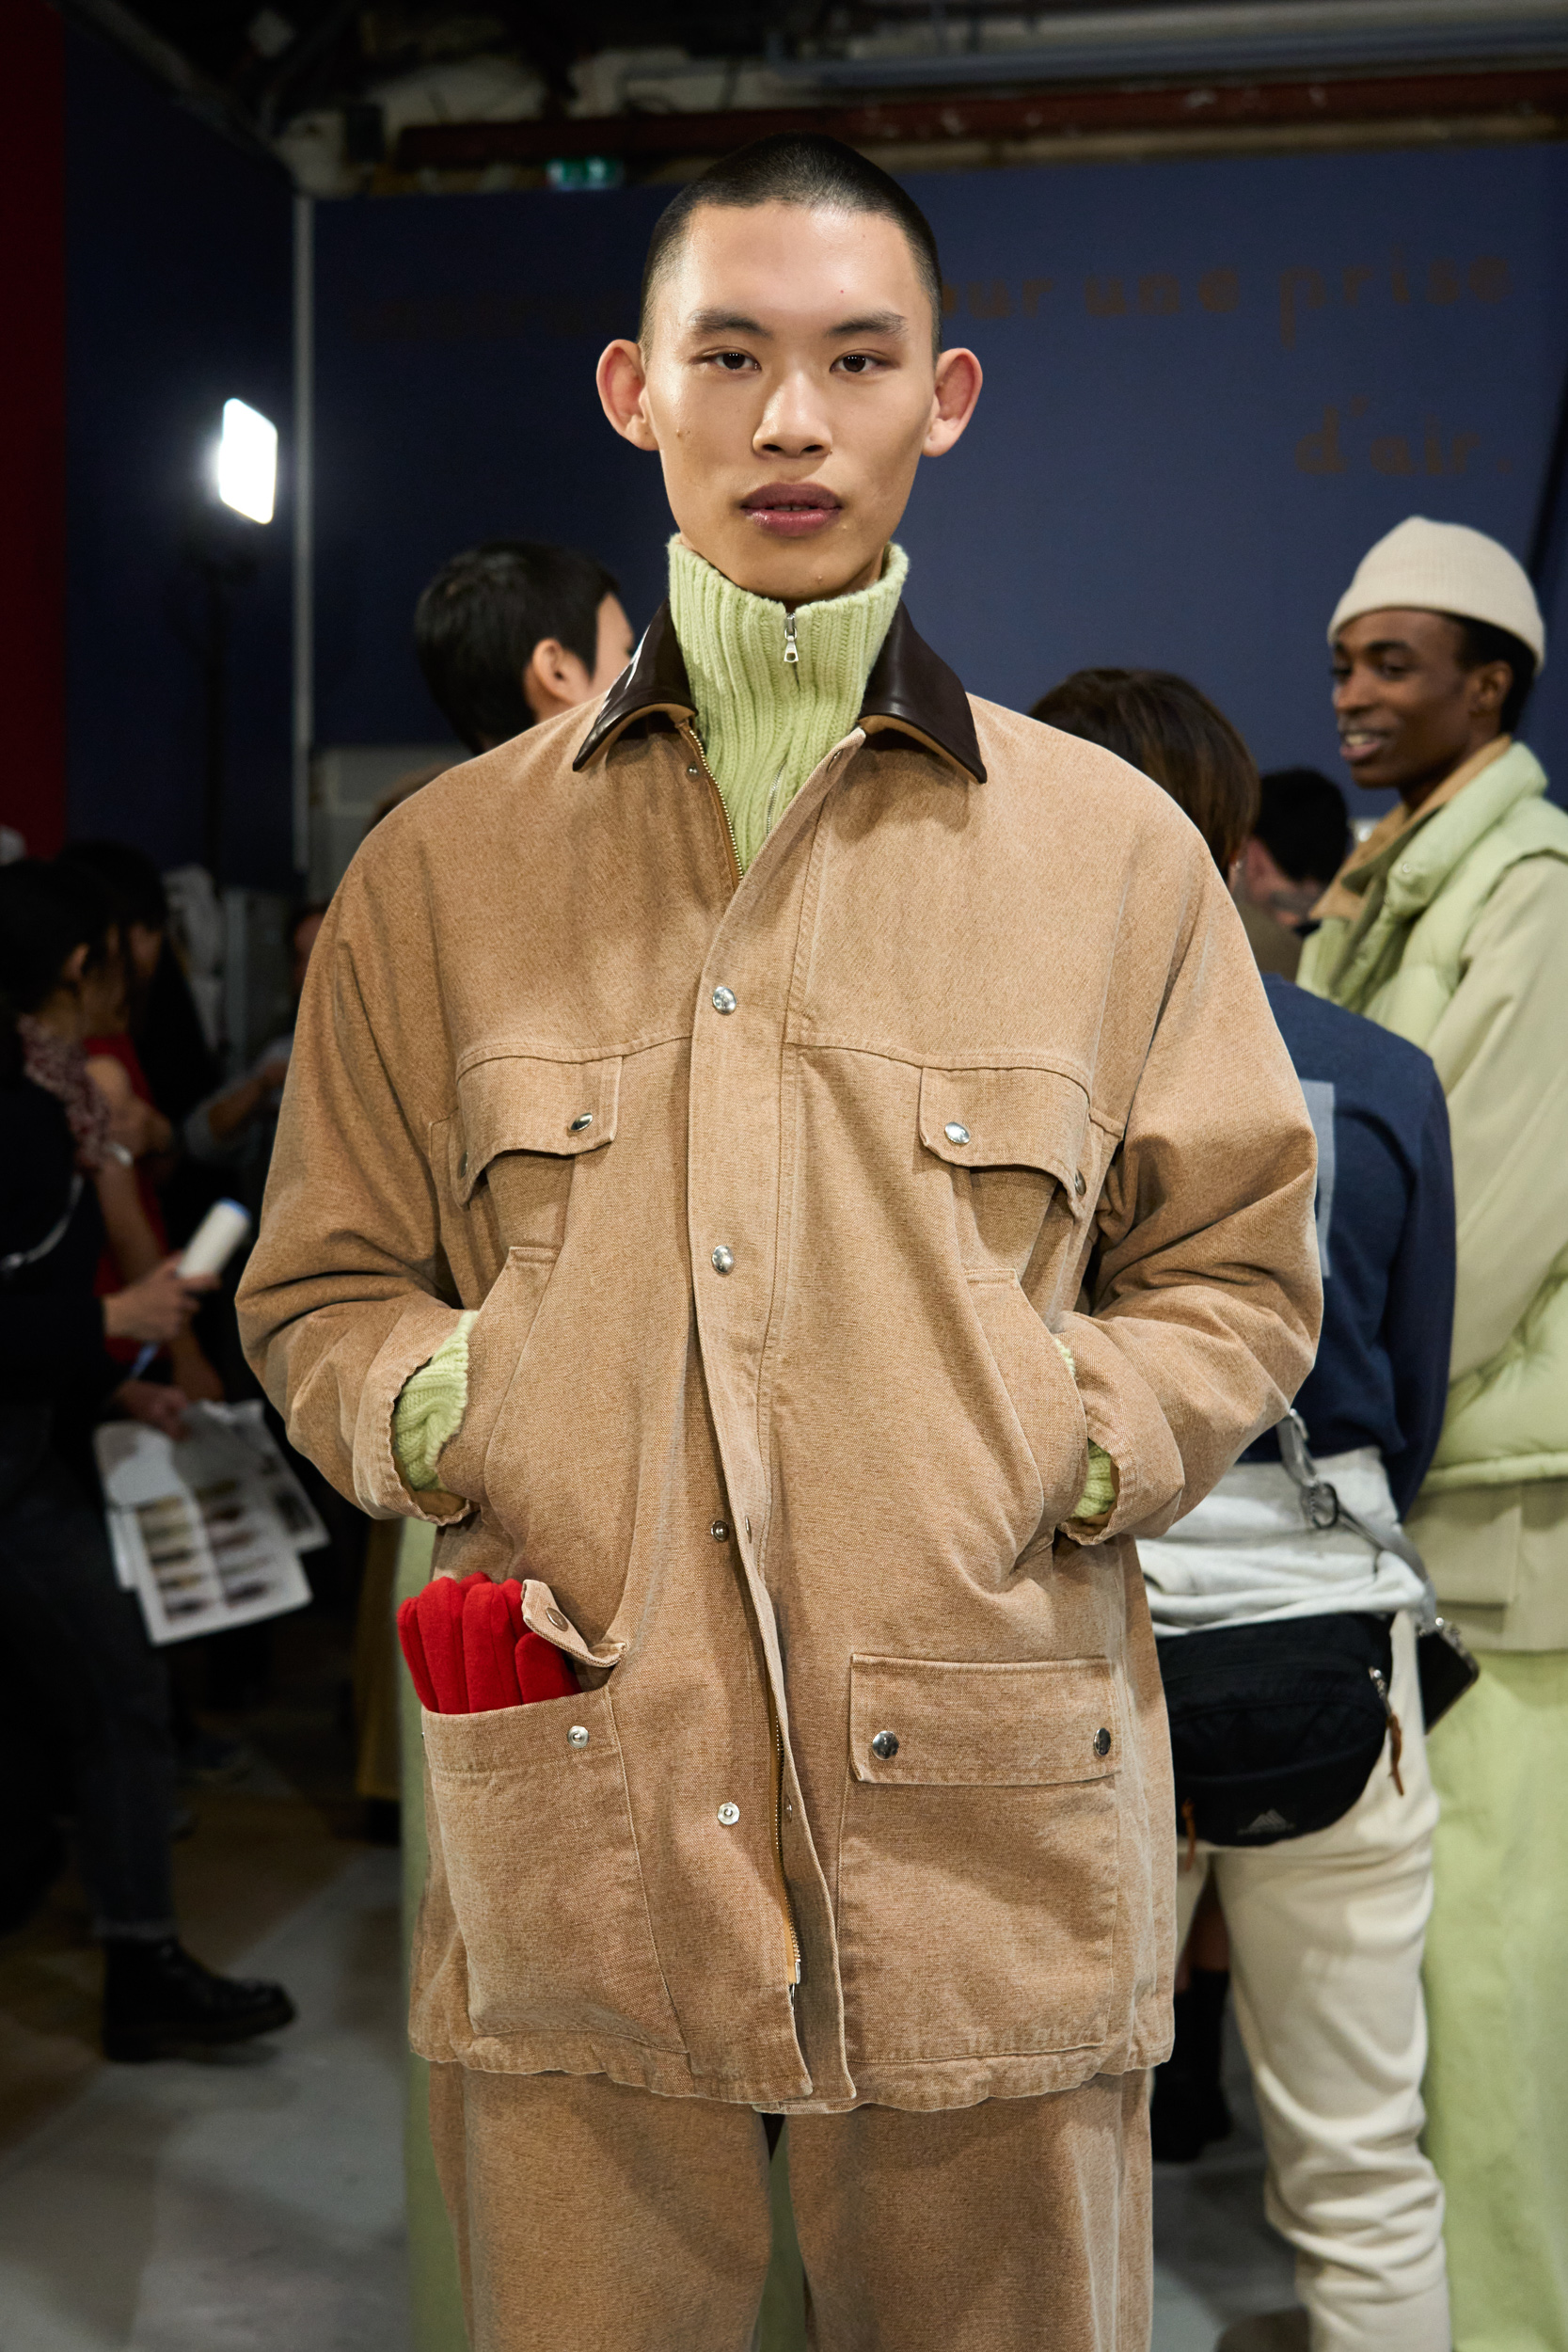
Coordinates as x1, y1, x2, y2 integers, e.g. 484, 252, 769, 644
597, 341, 659, 452
523, 637, 593, 721
1467, 659, 1513, 722
924, 347, 983, 458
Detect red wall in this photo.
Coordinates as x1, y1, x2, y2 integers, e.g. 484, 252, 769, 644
1, 0, 67, 854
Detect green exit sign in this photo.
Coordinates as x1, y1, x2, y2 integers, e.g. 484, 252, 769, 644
546, 157, 624, 191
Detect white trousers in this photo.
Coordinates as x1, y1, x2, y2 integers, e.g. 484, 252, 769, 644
1173, 1613, 1449, 2352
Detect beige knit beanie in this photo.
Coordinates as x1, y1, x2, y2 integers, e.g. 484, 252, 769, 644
1329, 516, 1545, 672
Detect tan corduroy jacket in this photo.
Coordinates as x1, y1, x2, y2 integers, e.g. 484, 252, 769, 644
240, 604, 1321, 2114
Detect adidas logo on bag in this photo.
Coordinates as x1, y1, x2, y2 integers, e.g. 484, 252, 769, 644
1240, 1807, 1293, 1837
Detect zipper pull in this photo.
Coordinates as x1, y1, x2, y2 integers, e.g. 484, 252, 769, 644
1369, 1667, 1405, 1796
784, 612, 799, 666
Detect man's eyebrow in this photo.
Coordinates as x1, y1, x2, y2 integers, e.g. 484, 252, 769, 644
686, 309, 770, 336
828, 310, 908, 337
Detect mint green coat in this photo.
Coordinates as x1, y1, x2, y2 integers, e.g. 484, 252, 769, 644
1299, 743, 1568, 1644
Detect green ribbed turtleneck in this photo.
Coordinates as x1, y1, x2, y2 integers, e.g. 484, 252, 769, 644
667, 536, 908, 872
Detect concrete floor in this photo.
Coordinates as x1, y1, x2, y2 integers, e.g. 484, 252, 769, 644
0, 1850, 409, 2352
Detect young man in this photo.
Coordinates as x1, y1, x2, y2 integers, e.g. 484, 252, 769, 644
414, 537, 634, 753
239, 135, 1320, 2351
1300, 516, 1568, 2352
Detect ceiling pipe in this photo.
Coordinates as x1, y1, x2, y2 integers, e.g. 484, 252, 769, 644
785, 0, 1568, 91
393, 60, 1568, 170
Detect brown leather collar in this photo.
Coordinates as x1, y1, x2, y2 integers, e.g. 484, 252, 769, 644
573, 598, 986, 784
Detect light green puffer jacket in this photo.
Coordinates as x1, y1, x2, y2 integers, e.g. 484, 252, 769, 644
1299, 741, 1568, 1491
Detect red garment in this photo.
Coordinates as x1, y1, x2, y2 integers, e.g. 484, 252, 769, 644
397, 1574, 578, 1714
86, 1031, 168, 1361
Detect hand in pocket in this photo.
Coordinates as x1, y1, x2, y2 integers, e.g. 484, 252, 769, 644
398, 1571, 578, 1713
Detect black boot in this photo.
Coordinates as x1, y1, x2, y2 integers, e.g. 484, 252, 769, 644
103, 1937, 296, 2063
1149, 1966, 1232, 2162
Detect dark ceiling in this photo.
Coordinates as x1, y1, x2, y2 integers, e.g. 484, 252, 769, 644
76, 0, 1278, 128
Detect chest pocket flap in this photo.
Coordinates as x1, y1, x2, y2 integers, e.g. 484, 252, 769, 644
850, 1656, 1118, 1787
454, 1055, 621, 1203
919, 1065, 1091, 1218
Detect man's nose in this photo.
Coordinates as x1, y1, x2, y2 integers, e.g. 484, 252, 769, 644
1333, 667, 1370, 714
754, 372, 831, 459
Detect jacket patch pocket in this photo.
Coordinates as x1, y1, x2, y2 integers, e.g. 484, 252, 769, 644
837, 1656, 1121, 2064
423, 1683, 684, 2052
452, 1053, 621, 1252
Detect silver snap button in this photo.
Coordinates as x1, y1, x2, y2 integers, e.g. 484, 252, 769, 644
568, 1112, 593, 1134
717, 1802, 740, 1825
687, 764, 700, 777
710, 1519, 730, 1541
711, 986, 737, 1015
711, 1245, 735, 1275
943, 1122, 970, 1146
1073, 1171, 1086, 1197
567, 1724, 590, 1749
871, 1730, 899, 1760
546, 1608, 568, 1629
1093, 1727, 1112, 1756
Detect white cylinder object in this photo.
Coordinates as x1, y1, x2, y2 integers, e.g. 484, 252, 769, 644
178, 1198, 252, 1279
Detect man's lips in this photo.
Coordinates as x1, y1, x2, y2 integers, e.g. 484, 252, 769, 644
740, 483, 841, 538
1338, 728, 1387, 764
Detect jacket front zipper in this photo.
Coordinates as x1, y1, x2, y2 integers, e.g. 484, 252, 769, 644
678, 722, 740, 889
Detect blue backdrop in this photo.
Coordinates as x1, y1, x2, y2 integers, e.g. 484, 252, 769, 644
314, 141, 1568, 808
66, 27, 294, 883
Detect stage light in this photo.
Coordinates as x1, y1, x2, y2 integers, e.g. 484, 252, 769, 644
215, 398, 277, 524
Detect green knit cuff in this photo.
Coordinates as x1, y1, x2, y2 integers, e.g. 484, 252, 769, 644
393, 1312, 476, 1492
1053, 1333, 1117, 1522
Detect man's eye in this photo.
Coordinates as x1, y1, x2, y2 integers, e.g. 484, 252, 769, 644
710, 350, 754, 372
835, 353, 879, 375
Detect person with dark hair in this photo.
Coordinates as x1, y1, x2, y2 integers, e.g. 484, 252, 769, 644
241, 133, 1320, 2351
0, 859, 295, 2058
1232, 769, 1353, 979
415, 540, 633, 754
1303, 517, 1568, 2352
1046, 666, 1456, 2352
1030, 667, 1259, 870
55, 843, 224, 1403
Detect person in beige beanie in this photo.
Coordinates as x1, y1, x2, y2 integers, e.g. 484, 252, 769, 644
1301, 516, 1568, 2352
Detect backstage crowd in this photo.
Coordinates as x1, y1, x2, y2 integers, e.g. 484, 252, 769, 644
2, 508, 1563, 2352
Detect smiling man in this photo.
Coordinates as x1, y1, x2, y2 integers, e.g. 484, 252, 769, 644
1301, 516, 1568, 2352
239, 135, 1319, 2352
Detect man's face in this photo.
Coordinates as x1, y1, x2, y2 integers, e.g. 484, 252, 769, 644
1331, 609, 1510, 807
597, 202, 981, 604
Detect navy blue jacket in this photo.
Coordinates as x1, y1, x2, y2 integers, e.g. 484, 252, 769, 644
1243, 976, 1455, 1518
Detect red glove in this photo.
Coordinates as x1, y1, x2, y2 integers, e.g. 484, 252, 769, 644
462, 1575, 525, 1710
397, 1575, 578, 1713
516, 1627, 578, 1703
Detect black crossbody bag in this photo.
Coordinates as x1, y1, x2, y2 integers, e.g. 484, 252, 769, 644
1156, 1412, 1480, 1851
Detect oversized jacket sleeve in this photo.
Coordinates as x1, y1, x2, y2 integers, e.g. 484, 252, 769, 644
1055, 861, 1323, 1542
1422, 855, 1568, 1380
236, 838, 469, 1522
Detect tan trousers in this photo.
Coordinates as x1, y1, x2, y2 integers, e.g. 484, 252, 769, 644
429, 2061, 1151, 2352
